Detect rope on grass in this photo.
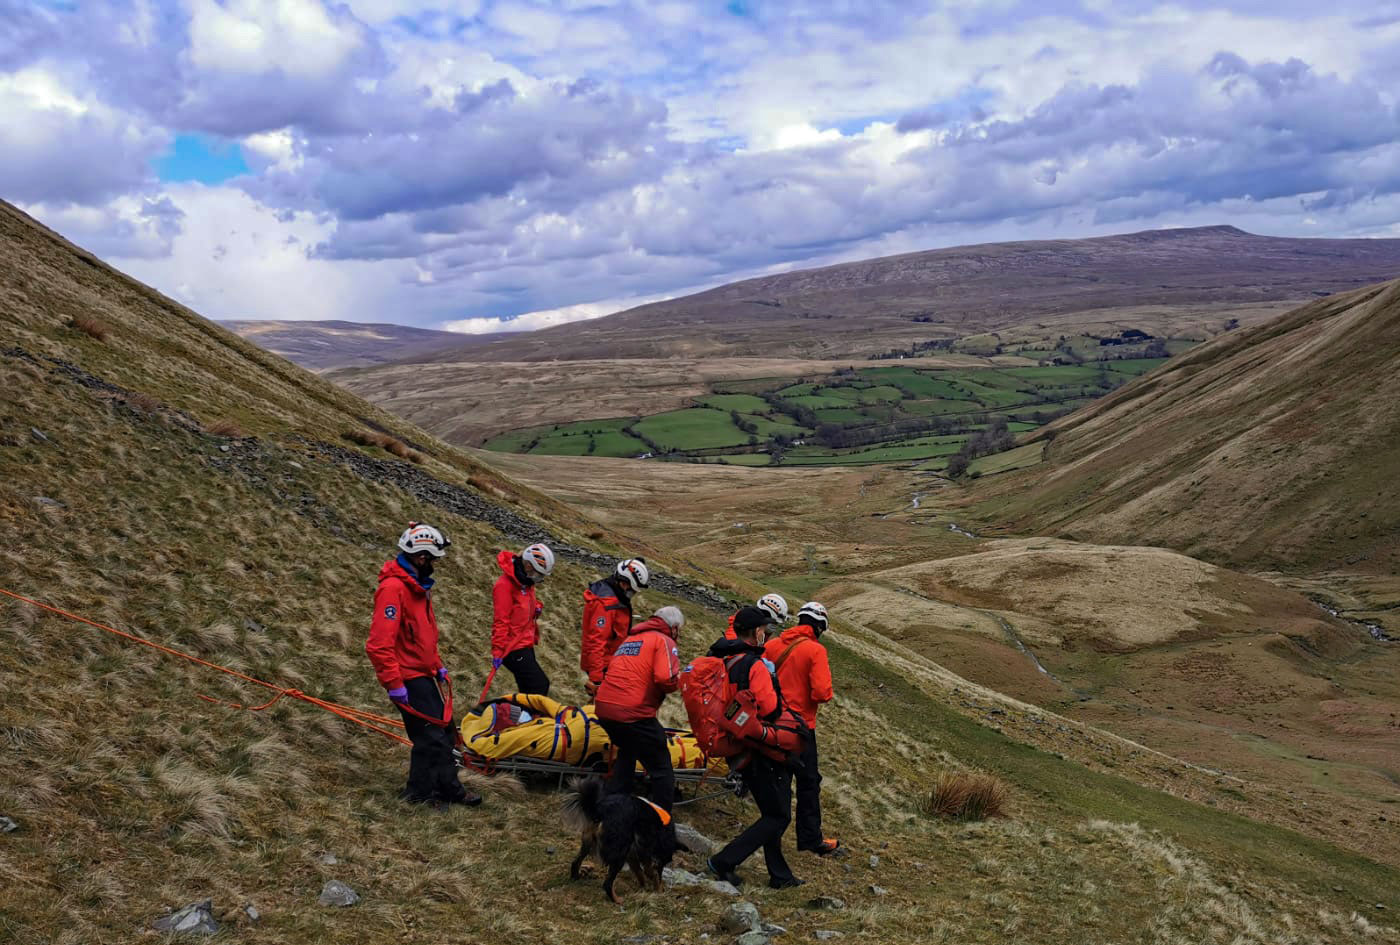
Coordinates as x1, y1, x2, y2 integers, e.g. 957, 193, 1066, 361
0, 585, 423, 746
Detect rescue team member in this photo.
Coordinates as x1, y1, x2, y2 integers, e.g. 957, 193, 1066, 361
705, 607, 803, 890
593, 606, 684, 812
580, 558, 650, 699
765, 601, 839, 856
723, 592, 789, 640
492, 543, 555, 695
365, 523, 481, 808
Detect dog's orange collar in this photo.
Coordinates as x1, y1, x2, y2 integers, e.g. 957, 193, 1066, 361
640, 797, 672, 825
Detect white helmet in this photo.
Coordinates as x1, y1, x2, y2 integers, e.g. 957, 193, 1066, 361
797, 601, 829, 634
616, 558, 650, 593
756, 593, 789, 625
398, 522, 450, 558
653, 606, 684, 632
521, 543, 555, 577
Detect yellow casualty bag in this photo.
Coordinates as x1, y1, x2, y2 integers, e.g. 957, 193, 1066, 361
457, 692, 720, 771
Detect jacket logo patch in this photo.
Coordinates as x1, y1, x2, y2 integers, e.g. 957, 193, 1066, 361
616, 641, 643, 656
595, 617, 607, 627
384, 605, 398, 619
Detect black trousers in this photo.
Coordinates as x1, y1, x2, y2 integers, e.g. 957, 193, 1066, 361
794, 729, 824, 849
398, 676, 466, 803
504, 647, 550, 695
711, 754, 796, 884
599, 716, 676, 812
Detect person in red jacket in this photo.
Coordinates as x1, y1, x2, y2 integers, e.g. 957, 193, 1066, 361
723, 592, 789, 640
365, 523, 480, 808
580, 558, 649, 698
765, 601, 839, 856
491, 543, 554, 695
594, 605, 683, 811
706, 606, 802, 890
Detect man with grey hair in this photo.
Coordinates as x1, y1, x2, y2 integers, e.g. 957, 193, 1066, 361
593, 606, 685, 811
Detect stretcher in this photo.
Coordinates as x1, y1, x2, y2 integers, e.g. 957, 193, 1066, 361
454, 693, 732, 799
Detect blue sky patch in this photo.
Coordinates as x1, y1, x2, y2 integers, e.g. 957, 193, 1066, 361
156, 134, 249, 185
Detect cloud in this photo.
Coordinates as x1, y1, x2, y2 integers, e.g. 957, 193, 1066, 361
6, 0, 1400, 329
442, 293, 670, 334
0, 66, 166, 204
20, 194, 185, 259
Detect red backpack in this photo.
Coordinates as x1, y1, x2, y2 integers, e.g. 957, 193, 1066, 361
681, 655, 809, 763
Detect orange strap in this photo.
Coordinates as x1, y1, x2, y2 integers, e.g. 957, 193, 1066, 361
639, 797, 672, 825
773, 638, 806, 671
0, 586, 436, 747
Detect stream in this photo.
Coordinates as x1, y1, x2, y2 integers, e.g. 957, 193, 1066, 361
1313, 599, 1394, 643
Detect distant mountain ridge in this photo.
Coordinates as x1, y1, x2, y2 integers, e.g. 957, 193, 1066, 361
414, 225, 1400, 363
223, 319, 488, 371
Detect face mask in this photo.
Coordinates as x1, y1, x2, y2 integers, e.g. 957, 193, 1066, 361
417, 558, 435, 579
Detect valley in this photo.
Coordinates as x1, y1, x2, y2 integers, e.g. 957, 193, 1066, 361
478, 449, 1400, 868
6, 199, 1400, 943
479, 357, 1167, 469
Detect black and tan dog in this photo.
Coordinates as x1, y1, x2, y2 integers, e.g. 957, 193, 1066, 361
562, 776, 687, 903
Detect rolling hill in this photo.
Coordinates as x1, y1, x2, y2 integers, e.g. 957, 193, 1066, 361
983, 278, 1400, 577
222, 319, 487, 371
418, 225, 1400, 363
3, 199, 1399, 944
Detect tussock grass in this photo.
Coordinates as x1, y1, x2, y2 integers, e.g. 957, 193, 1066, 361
920, 770, 1009, 822
343, 428, 425, 463
205, 417, 245, 437
69, 314, 110, 341
125, 391, 162, 412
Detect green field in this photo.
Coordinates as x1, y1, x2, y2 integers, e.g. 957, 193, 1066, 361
713, 453, 774, 466
742, 413, 809, 438
483, 417, 648, 457
698, 392, 773, 412
486, 357, 1175, 470
632, 407, 753, 450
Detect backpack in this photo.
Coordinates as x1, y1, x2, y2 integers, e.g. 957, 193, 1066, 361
681, 654, 810, 763
680, 655, 744, 758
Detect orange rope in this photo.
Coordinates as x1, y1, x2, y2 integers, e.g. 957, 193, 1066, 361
0, 586, 415, 746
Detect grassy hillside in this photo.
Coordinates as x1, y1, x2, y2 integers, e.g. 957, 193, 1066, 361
480, 450, 1400, 872
3, 200, 1398, 944
980, 280, 1400, 577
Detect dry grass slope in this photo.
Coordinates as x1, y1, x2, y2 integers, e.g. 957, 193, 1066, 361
2, 199, 1398, 944
982, 280, 1400, 576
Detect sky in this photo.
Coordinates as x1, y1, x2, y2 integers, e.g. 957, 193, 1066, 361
4, 1, 1400, 333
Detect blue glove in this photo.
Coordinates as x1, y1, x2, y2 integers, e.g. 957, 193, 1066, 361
387, 686, 409, 705
534, 603, 543, 619
436, 667, 449, 681
492, 657, 503, 670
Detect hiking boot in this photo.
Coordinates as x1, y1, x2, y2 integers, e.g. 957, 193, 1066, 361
706, 857, 743, 888
446, 790, 483, 808
769, 876, 806, 890
799, 838, 842, 857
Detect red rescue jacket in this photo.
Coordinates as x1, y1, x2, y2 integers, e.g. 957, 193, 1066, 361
580, 578, 633, 684
491, 550, 540, 660
594, 617, 681, 723
723, 611, 737, 640
365, 556, 444, 690
763, 624, 833, 728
